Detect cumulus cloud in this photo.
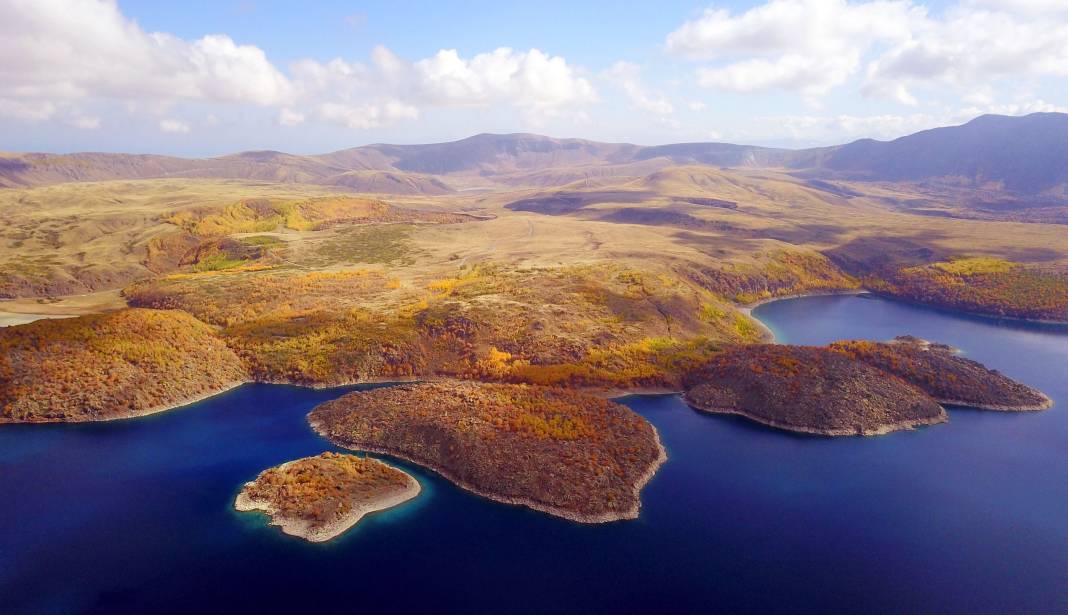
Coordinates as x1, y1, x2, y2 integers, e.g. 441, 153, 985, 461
863, 4, 1068, 104
0, 1, 595, 133
667, 0, 1068, 107
603, 62, 674, 116
287, 45, 596, 130
414, 48, 596, 108
159, 118, 190, 133
666, 0, 923, 98
277, 108, 306, 126
0, 0, 292, 110
0, 98, 58, 121
70, 115, 101, 130
316, 101, 419, 129
966, 0, 1068, 15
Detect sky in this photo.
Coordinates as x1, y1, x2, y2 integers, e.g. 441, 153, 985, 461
2, 0, 1067, 155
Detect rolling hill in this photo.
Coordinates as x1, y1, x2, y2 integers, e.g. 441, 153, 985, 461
3, 113, 1068, 199
810, 113, 1068, 194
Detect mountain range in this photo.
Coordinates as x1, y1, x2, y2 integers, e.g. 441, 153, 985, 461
2, 112, 1067, 198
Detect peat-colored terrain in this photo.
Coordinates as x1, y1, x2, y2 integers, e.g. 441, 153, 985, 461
0, 309, 247, 423
235, 452, 420, 542
309, 381, 666, 522
683, 345, 947, 436
683, 340, 1052, 436
866, 258, 1068, 322
831, 337, 1052, 410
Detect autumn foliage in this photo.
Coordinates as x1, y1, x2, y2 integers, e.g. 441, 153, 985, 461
310, 381, 664, 521
240, 452, 414, 529
829, 337, 1050, 409
125, 263, 765, 389
868, 257, 1068, 321
0, 309, 247, 423
683, 344, 946, 436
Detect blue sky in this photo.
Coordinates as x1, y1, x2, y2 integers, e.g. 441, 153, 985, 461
1, 0, 1065, 155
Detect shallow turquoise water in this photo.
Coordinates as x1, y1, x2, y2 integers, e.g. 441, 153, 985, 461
2, 294, 1066, 614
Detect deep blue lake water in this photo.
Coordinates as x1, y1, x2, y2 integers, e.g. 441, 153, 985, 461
2, 294, 1067, 614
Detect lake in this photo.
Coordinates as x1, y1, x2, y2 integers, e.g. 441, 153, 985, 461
2, 294, 1067, 614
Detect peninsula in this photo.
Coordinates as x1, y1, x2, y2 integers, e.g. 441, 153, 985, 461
234, 452, 420, 542
831, 336, 1053, 411
683, 345, 947, 436
683, 339, 1052, 436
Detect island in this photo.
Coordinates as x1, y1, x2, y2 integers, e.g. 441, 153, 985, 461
830, 336, 1053, 411
234, 452, 420, 542
308, 381, 666, 523
682, 345, 948, 436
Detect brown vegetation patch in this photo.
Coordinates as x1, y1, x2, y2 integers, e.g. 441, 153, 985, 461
683, 345, 947, 436
683, 250, 859, 304
236, 452, 418, 541
0, 308, 247, 423
309, 381, 665, 522
126, 263, 760, 389
831, 337, 1052, 410
168, 196, 474, 237
866, 257, 1068, 321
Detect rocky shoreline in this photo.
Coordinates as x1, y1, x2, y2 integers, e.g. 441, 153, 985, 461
309, 421, 668, 523
686, 401, 948, 437
234, 453, 421, 542
308, 381, 667, 523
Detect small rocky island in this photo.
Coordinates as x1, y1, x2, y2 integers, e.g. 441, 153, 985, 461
683, 339, 1052, 436
308, 381, 666, 523
235, 452, 420, 542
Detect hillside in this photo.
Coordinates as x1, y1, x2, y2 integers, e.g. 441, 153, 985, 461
811, 113, 1068, 194
5, 114, 1068, 201
0, 308, 247, 423
683, 345, 947, 436
682, 340, 1050, 436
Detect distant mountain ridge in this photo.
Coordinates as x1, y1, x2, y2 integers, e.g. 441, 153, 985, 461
3, 113, 1067, 196
811, 113, 1068, 193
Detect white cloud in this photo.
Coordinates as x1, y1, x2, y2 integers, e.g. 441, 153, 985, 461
603, 62, 674, 116
863, 3, 1068, 104
70, 115, 101, 130
0, 0, 292, 113
966, 0, 1068, 15
159, 118, 190, 133
277, 108, 305, 126
734, 100, 1068, 144
0, 1, 597, 133
958, 99, 1068, 118
413, 48, 596, 108
288, 46, 596, 130
687, 101, 708, 112
317, 101, 419, 129
0, 98, 57, 121
666, 0, 924, 98
665, 0, 1068, 107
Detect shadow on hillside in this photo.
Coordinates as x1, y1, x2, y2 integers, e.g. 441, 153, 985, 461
504, 190, 655, 215
825, 233, 1065, 274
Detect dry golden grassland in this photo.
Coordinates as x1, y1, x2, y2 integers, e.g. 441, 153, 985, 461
3, 165, 1068, 418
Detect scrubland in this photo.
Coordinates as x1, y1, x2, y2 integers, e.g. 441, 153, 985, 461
2, 163, 1067, 420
